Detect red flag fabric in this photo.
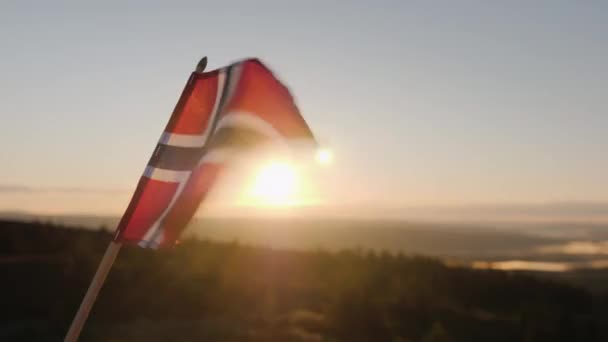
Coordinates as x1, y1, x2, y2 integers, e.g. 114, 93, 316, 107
114, 59, 315, 248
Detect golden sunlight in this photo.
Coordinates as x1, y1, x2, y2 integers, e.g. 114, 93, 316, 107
248, 161, 300, 206
316, 148, 333, 165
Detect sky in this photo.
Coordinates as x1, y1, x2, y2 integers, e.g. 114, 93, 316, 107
0, 1, 607, 217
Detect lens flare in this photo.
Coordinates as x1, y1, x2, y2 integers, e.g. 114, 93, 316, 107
316, 148, 333, 165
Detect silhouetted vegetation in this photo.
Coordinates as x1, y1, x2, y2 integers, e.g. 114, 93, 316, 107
1, 220, 606, 341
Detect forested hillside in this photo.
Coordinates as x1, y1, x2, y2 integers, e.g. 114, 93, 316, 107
1, 220, 606, 341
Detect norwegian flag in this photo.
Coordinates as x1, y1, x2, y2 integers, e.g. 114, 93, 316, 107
114, 58, 315, 248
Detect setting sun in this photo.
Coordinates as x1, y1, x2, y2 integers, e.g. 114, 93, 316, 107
248, 161, 299, 206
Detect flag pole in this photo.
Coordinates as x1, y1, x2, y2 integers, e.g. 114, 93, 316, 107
65, 56, 207, 341
64, 241, 122, 342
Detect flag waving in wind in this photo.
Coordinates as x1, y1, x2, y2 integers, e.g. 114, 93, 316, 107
65, 58, 318, 342
114, 58, 316, 248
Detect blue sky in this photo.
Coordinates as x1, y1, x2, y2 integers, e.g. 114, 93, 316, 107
0, 1, 607, 215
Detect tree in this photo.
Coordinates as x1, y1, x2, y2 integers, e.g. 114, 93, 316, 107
421, 322, 452, 342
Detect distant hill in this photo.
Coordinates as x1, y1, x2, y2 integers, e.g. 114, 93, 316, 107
4, 212, 608, 268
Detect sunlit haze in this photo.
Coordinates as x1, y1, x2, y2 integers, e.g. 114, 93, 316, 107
246, 161, 300, 207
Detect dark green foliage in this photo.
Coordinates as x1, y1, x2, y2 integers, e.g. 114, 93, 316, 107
0, 220, 606, 341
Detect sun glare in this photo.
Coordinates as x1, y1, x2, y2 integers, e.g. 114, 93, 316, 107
249, 161, 299, 206
316, 148, 333, 165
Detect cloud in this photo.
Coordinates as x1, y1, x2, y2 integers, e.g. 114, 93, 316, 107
0, 184, 128, 195
539, 241, 608, 255
0, 185, 31, 192
420, 202, 608, 217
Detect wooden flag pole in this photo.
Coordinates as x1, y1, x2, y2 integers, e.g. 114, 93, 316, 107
64, 241, 122, 342
64, 56, 208, 341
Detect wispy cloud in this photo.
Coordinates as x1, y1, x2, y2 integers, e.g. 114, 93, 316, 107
406, 202, 608, 217
0, 185, 32, 192
539, 241, 608, 255
0, 184, 129, 195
